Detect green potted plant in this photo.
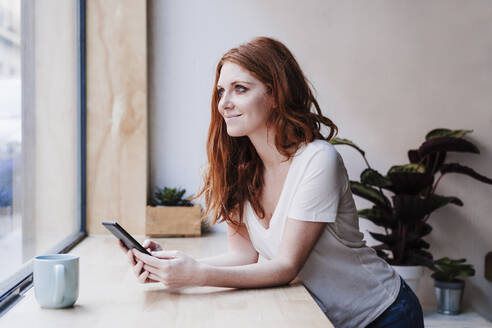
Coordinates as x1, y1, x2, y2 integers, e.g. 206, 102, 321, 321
431, 257, 475, 314
146, 186, 204, 237
151, 186, 193, 206
330, 128, 492, 292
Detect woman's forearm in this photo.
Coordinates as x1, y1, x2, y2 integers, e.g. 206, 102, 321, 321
197, 252, 257, 267
197, 259, 295, 288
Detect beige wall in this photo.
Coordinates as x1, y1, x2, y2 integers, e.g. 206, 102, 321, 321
149, 0, 492, 319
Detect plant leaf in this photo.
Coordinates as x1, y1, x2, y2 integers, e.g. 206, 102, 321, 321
350, 181, 392, 209
425, 128, 473, 140
418, 136, 480, 158
375, 249, 390, 262
406, 223, 433, 240
458, 268, 476, 277
153, 186, 192, 206
387, 164, 431, 195
440, 163, 492, 185
388, 164, 426, 174
425, 151, 447, 174
393, 194, 463, 223
435, 257, 452, 265
432, 257, 475, 280
406, 249, 434, 269
408, 149, 421, 164
431, 194, 464, 207
371, 245, 391, 262
358, 207, 395, 229
388, 171, 434, 195
360, 168, 393, 190
330, 137, 365, 157
372, 243, 391, 251
369, 232, 397, 246
431, 272, 454, 281
408, 238, 430, 250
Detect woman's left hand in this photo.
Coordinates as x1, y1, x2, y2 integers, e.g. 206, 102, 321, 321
132, 249, 204, 289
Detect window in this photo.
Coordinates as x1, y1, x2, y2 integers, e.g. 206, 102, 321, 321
0, 0, 86, 313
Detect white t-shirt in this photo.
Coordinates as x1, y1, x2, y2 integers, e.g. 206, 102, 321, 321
243, 139, 401, 328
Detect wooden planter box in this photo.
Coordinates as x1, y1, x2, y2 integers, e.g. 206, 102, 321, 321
146, 203, 202, 237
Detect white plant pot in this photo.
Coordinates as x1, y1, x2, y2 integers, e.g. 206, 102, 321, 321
391, 265, 424, 294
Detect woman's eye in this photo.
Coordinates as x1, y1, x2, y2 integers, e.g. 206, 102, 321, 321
217, 88, 224, 97
235, 85, 247, 93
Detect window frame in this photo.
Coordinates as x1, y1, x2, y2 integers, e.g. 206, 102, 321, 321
0, 0, 86, 316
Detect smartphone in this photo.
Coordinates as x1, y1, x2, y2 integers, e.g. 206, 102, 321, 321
102, 221, 152, 256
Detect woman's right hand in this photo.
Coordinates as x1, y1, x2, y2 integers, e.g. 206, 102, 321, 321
118, 239, 163, 283
142, 239, 163, 253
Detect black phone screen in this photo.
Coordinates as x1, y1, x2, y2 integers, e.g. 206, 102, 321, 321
102, 221, 152, 256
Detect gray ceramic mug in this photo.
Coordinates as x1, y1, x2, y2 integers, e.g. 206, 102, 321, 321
33, 254, 79, 308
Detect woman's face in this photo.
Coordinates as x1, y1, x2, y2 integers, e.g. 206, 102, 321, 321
216, 61, 274, 138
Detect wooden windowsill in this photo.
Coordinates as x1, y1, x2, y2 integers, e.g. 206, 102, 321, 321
1, 231, 333, 327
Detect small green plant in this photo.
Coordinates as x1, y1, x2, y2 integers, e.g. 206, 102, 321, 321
431, 257, 475, 282
151, 186, 193, 206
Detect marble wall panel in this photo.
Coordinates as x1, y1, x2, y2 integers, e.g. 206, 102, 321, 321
86, 0, 147, 234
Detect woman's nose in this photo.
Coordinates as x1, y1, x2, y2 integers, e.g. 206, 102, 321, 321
219, 92, 234, 111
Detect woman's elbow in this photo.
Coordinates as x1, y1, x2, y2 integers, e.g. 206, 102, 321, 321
276, 260, 300, 285
286, 267, 300, 284
249, 253, 259, 265
234, 251, 258, 266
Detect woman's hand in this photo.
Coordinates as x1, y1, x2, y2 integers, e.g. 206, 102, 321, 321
132, 249, 205, 289
118, 239, 161, 284
141, 239, 163, 252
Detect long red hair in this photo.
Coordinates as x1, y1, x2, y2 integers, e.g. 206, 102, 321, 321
191, 36, 338, 227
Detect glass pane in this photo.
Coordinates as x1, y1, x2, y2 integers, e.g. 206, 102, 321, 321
0, 0, 22, 286
0, 0, 80, 293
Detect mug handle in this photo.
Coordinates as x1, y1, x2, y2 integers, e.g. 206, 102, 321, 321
53, 264, 65, 304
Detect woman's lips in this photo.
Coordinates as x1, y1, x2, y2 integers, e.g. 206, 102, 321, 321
225, 114, 242, 119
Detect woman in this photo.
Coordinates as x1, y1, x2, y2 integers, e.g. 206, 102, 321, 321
119, 37, 424, 328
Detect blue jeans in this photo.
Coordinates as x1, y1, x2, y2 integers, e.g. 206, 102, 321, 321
366, 276, 424, 328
